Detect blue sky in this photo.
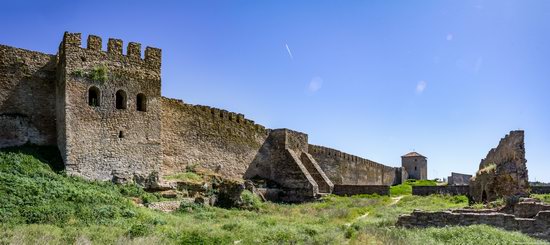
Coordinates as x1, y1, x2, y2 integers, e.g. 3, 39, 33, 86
1, 1, 549, 181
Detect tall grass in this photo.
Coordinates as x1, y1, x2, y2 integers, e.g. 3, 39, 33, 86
0, 146, 547, 244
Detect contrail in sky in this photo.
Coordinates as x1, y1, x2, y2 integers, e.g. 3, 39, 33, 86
285, 43, 294, 60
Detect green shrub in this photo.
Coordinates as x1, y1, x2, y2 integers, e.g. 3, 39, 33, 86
71, 65, 108, 83
178, 201, 204, 212
390, 183, 412, 196
164, 171, 202, 183
448, 195, 469, 204
405, 179, 438, 186
532, 194, 550, 203
240, 190, 263, 210
390, 179, 437, 196
127, 223, 150, 238
0, 147, 146, 226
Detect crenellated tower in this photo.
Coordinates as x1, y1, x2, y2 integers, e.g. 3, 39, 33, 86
56, 32, 162, 183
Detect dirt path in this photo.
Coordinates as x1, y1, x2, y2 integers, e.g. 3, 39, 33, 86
345, 195, 404, 227
390, 195, 404, 206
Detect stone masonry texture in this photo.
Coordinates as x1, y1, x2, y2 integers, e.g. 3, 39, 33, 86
309, 144, 402, 186
397, 200, 550, 241
469, 130, 529, 203
0, 32, 404, 200
243, 129, 332, 202
401, 153, 427, 180
447, 172, 472, 186
0, 45, 57, 148
57, 33, 162, 183
160, 98, 268, 180
332, 185, 390, 196
412, 186, 470, 196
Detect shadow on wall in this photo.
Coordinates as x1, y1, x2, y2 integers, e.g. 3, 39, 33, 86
243, 134, 274, 183
0, 52, 57, 147
243, 129, 322, 203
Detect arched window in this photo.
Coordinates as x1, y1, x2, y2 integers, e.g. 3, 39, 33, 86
136, 93, 147, 112
88, 86, 100, 107
116, 90, 127, 109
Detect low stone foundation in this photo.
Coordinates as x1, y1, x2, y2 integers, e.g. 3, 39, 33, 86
514, 200, 550, 218
532, 186, 550, 194
412, 186, 469, 196
397, 200, 550, 241
332, 185, 389, 196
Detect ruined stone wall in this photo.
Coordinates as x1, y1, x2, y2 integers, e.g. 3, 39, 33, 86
333, 185, 390, 196
161, 98, 268, 179
532, 186, 550, 194
397, 209, 550, 241
470, 130, 529, 202
448, 172, 472, 186
308, 144, 398, 185
58, 33, 162, 182
412, 186, 470, 196
0, 45, 57, 148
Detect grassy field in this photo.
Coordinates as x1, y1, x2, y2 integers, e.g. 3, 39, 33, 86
390, 179, 438, 196
0, 146, 548, 244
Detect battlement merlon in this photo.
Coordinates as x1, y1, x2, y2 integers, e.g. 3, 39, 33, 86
60, 32, 161, 70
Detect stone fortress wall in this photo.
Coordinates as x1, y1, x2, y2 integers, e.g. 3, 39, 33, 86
0, 32, 404, 198
244, 129, 334, 202
333, 185, 390, 196
0, 45, 57, 148
160, 98, 269, 179
448, 172, 472, 186
532, 186, 550, 194
57, 33, 162, 182
412, 186, 470, 196
308, 144, 401, 186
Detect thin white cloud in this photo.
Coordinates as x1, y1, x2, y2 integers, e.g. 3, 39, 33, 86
308, 76, 323, 93
285, 43, 294, 60
475, 57, 483, 73
446, 34, 453, 41
416, 80, 427, 94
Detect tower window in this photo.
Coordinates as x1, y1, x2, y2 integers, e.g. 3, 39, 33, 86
88, 86, 100, 107
136, 93, 147, 112
415, 166, 417, 171
118, 131, 124, 138
116, 90, 127, 109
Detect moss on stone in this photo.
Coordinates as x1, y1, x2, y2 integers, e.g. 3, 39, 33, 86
89, 65, 108, 83
478, 163, 496, 175
71, 65, 109, 83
